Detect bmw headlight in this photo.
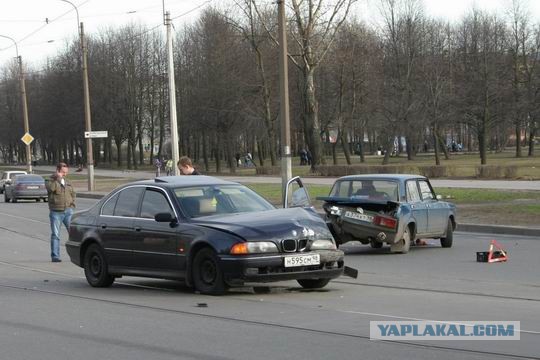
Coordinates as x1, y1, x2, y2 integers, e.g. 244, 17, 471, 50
230, 242, 278, 254
310, 239, 337, 250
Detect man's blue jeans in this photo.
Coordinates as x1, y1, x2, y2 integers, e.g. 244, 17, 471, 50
49, 208, 73, 260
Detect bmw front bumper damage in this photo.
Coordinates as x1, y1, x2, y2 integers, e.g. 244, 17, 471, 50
219, 250, 345, 286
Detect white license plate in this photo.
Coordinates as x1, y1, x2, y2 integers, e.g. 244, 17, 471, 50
344, 211, 373, 222
284, 253, 320, 268
27, 186, 39, 189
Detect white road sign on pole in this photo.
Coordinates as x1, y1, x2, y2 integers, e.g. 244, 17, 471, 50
84, 131, 108, 138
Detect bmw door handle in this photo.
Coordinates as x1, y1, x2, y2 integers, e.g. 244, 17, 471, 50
100, 224, 107, 229
134, 227, 141, 232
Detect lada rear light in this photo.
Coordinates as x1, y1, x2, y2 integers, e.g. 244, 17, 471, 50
373, 215, 397, 229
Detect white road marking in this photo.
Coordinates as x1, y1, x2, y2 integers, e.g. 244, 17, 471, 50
0, 211, 49, 225
0, 260, 174, 291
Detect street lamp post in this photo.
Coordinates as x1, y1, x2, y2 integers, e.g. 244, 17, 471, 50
278, 0, 292, 202
60, 0, 94, 191
0, 34, 32, 174
164, 11, 179, 176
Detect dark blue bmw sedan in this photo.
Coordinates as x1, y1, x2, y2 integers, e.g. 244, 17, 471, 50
67, 176, 345, 294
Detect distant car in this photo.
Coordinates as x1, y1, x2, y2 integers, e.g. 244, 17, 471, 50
0, 170, 27, 194
318, 174, 457, 254
4, 174, 48, 203
66, 176, 346, 295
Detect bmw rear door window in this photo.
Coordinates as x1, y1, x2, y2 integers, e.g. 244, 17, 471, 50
113, 187, 144, 217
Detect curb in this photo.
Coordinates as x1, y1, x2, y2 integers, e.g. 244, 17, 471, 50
77, 192, 540, 238
77, 192, 107, 200
457, 224, 540, 238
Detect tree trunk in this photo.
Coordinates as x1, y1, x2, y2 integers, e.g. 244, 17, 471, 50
202, 135, 209, 172
528, 120, 536, 156
340, 128, 352, 165
405, 135, 414, 161
433, 125, 440, 166
304, 69, 324, 170
115, 139, 122, 167
515, 121, 522, 157
257, 139, 265, 167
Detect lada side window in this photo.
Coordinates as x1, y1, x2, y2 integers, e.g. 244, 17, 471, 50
406, 180, 421, 202
418, 180, 434, 201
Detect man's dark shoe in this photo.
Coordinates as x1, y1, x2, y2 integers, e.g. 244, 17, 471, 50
51, 258, 62, 263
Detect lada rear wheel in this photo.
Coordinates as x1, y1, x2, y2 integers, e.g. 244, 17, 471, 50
390, 226, 411, 254
84, 244, 115, 287
440, 221, 453, 248
192, 248, 227, 295
297, 278, 331, 289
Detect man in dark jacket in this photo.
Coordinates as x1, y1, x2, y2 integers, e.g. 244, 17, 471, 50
177, 156, 200, 175
45, 163, 76, 262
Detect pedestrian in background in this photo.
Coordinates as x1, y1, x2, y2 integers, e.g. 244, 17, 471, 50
177, 156, 200, 175
165, 158, 174, 176
45, 163, 76, 263
154, 157, 162, 177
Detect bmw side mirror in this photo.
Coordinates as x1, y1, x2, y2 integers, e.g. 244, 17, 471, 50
155, 212, 175, 223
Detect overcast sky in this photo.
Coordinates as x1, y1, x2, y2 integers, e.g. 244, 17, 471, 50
1, 0, 539, 67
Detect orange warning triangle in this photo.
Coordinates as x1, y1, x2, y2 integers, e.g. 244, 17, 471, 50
487, 240, 508, 263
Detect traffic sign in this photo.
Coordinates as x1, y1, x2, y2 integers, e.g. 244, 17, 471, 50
21, 132, 34, 145
84, 131, 108, 138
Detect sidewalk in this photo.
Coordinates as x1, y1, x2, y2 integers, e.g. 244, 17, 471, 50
25, 165, 540, 190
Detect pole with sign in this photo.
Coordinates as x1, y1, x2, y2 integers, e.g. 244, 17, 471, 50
84, 131, 108, 138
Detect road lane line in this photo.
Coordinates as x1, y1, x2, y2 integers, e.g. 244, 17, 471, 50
0, 260, 174, 291
0, 211, 49, 225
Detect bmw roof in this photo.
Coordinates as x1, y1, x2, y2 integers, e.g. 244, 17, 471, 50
135, 175, 239, 187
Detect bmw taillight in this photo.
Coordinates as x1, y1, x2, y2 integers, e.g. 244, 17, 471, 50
373, 215, 397, 229
15, 184, 24, 190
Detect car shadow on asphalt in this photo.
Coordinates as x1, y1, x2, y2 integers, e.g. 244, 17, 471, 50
108, 279, 331, 296
341, 244, 442, 256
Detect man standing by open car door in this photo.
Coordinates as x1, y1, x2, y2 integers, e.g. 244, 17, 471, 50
45, 163, 76, 262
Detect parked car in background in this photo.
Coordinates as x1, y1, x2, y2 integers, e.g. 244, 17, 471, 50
0, 170, 27, 194
66, 176, 348, 295
4, 174, 47, 203
318, 174, 456, 254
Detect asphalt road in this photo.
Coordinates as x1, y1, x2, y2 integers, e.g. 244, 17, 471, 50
1, 197, 539, 360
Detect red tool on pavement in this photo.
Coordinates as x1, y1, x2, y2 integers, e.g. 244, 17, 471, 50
476, 240, 508, 263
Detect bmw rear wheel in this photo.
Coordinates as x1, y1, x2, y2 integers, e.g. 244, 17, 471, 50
297, 278, 331, 289
192, 248, 227, 295
84, 244, 115, 287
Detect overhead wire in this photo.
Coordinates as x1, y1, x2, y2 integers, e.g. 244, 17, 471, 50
0, 0, 92, 53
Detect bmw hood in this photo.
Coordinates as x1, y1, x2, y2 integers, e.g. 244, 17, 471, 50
191, 207, 333, 242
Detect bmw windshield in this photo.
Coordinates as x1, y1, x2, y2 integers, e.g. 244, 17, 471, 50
174, 185, 275, 218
